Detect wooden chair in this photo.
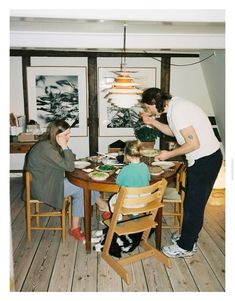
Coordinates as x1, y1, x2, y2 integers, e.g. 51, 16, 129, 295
162, 164, 186, 234
25, 171, 72, 242
101, 179, 171, 285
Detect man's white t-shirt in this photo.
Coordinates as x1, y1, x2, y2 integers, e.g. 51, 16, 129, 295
167, 97, 221, 166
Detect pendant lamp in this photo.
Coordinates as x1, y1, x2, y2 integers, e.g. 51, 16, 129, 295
105, 24, 143, 108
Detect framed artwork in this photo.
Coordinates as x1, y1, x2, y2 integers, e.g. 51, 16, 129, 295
98, 67, 157, 136
27, 66, 88, 136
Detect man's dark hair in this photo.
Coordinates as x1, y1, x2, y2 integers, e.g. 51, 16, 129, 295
141, 88, 172, 113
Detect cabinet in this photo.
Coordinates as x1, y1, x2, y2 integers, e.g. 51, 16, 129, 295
10, 142, 35, 153
10, 137, 36, 171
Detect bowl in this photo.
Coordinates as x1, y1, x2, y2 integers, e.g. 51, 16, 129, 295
74, 161, 91, 169
149, 165, 164, 176
88, 171, 110, 181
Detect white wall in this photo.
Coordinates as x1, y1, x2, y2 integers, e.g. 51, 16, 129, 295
170, 54, 225, 155
199, 50, 225, 148
10, 57, 24, 115
170, 57, 214, 115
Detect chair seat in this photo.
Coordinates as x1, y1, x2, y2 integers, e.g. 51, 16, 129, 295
163, 187, 181, 202
104, 215, 157, 236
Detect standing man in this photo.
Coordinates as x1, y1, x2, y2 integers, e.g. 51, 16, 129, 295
140, 88, 222, 258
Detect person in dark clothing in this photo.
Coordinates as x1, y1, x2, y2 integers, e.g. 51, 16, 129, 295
25, 120, 107, 241
140, 88, 222, 258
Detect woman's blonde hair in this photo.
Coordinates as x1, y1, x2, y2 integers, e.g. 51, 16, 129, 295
124, 140, 143, 158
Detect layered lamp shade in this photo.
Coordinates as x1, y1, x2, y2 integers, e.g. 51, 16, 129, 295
104, 23, 143, 109
105, 71, 143, 108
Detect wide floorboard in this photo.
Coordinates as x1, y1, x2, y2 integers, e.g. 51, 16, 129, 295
10, 176, 225, 292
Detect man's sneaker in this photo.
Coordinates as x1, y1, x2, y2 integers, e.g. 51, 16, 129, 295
162, 243, 194, 258
171, 233, 198, 253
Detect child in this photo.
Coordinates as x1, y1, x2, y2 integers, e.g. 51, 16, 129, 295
104, 140, 151, 221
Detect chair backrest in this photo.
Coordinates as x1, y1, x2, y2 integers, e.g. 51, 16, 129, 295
179, 167, 186, 201
113, 179, 167, 220
175, 164, 187, 194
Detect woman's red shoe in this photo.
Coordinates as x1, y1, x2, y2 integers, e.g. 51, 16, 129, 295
69, 227, 85, 241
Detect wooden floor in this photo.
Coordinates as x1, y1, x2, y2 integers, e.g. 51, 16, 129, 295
10, 176, 225, 292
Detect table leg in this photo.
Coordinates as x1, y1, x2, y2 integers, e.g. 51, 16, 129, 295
83, 188, 91, 253
155, 207, 162, 250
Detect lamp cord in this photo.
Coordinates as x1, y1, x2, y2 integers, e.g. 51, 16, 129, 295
143, 50, 215, 66
121, 23, 127, 71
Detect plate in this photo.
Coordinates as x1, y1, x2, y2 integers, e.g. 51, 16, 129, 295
142, 149, 159, 157
74, 161, 91, 169
151, 161, 175, 170
88, 171, 110, 181
96, 165, 116, 172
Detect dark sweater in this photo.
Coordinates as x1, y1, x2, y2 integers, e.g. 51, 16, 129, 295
25, 140, 75, 209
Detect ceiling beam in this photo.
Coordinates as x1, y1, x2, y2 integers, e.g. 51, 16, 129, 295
10, 49, 199, 57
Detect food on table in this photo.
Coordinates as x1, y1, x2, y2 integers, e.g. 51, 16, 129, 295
96, 165, 116, 172
148, 165, 163, 176
88, 171, 110, 181
142, 149, 159, 157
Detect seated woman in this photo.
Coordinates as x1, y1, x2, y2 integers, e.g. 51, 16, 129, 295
25, 119, 107, 241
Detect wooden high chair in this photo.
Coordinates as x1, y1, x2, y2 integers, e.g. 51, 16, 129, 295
162, 164, 186, 234
25, 171, 72, 242
101, 179, 171, 285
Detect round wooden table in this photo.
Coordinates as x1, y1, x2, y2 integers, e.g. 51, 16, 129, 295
67, 161, 182, 253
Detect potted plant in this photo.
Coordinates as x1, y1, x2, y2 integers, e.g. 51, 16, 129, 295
133, 118, 160, 149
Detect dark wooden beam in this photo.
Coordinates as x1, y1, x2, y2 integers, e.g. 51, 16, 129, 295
160, 56, 171, 93
22, 56, 31, 123
88, 57, 98, 156
10, 49, 199, 58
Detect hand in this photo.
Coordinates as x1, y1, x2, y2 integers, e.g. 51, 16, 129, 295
156, 150, 171, 161
56, 134, 68, 149
140, 112, 154, 126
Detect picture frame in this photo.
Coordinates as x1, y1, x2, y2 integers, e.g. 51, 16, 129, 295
98, 67, 157, 136
27, 66, 88, 136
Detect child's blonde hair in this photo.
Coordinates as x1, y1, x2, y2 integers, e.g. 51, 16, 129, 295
124, 140, 143, 158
